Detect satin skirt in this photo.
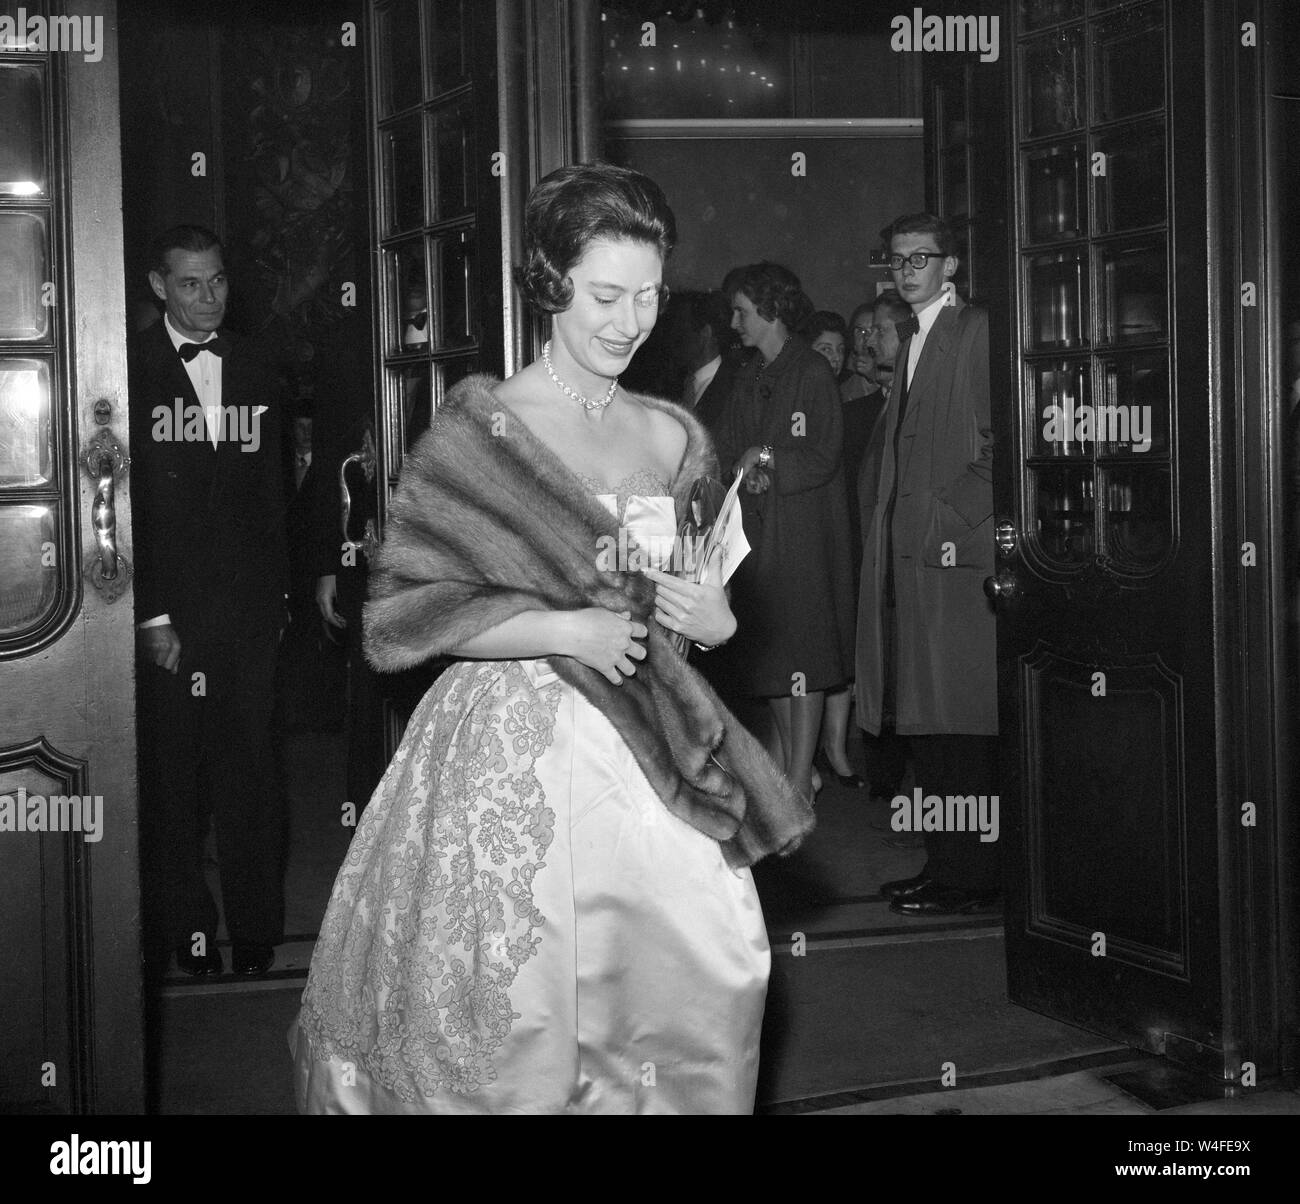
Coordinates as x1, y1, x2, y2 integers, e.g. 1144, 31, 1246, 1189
289, 657, 770, 1114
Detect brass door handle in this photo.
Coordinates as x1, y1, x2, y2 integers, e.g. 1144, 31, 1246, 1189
339, 426, 378, 562
81, 426, 132, 602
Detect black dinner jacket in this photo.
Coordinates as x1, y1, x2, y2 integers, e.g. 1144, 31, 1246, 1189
693, 346, 749, 438
128, 318, 289, 641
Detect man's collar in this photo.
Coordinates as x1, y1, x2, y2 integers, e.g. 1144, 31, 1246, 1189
163, 312, 219, 350
914, 288, 950, 336
693, 354, 721, 387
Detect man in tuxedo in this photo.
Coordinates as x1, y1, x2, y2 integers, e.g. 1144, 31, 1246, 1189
130, 224, 289, 976
679, 290, 745, 434
856, 213, 1000, 916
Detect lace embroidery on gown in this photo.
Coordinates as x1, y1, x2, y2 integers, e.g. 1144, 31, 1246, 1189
573, 469, 670, 520
295, 660, 563, 1098
296, 478, 667, 1099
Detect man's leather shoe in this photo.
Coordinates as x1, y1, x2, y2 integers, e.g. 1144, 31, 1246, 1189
890, 882, 1002, 916
880, 872, 932, 901
232, 943, 275, 976
175, 944, 223, 976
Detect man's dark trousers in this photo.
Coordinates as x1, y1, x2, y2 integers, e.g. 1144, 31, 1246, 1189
909, 733, 999, 894
139, 622, 284, 961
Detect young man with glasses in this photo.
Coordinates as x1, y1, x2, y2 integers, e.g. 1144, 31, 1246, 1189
855, 213, 999, 916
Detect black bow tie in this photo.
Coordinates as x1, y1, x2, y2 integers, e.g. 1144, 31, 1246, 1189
178, 337, 226, 362
895, 316, 920, 340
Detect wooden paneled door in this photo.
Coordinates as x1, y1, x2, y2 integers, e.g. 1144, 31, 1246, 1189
0, 0, 143, 1112
941, 0, 1297, 1081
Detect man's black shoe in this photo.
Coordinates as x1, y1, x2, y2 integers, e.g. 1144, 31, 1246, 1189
879, 872, 932, 901
232, 943, 275, 976
890, 882, 1002, 916
175, 944, 223, 976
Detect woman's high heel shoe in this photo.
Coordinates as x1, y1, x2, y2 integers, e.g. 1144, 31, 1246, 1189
814, 748, 866, 790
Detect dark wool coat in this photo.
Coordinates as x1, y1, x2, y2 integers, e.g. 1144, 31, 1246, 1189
362, 374, 815, 867
713, 337, 857, 696
855, 298, 997, 736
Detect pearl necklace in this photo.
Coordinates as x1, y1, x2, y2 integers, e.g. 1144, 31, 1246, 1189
542, 341, 618, 412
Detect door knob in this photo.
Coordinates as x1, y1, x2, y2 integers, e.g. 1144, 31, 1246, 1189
983, 569, 1017, 602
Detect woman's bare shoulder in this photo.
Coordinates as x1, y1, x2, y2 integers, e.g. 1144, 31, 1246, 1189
627, 392, 689, 450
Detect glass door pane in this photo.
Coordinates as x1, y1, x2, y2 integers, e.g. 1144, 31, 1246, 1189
0, 503, 58, 634
1092, 3, 1165, 124
1024, 141, 1086, 242
378, 0, 423, 115
1034, 464, 1095, 566
1026, 248, 1089, 350
0, 212, 51, 340
1022, 27, 1084, 138
1093, 119, 1165, 234
1096, 238, 1166, 345
0, 357, 52, 486
381, 115, 425, 237
0, 64, 47, 197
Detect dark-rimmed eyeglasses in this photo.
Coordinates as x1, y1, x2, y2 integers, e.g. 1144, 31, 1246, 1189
888, 251, 945, 271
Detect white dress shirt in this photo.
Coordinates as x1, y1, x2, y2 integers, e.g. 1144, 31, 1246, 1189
139, 316, 225, 630
164, 312, 224, 447
904, 285, 954, 388
687, 355, 721, 407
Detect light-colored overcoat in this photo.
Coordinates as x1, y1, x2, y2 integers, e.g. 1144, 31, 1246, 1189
855, 297, 997, 736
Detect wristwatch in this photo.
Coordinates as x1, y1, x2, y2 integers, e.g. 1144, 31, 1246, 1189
757, 445, 774, 470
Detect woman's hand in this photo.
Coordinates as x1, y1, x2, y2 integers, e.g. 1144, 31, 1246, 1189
735, 447, 772, 495
641, 566, 737, 648
560, 608, 648, 685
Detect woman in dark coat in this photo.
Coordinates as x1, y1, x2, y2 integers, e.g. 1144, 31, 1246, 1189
714, 263, 856, 803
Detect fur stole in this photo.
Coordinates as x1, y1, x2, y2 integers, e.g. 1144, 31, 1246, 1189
363, 373, 814, 866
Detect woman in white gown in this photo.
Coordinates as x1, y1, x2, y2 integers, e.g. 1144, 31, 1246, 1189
289, 164, 813, 1114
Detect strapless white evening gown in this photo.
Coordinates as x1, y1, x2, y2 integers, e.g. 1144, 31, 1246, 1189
289, 482, 770, 1113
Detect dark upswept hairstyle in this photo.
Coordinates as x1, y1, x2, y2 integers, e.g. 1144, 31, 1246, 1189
513, 162, 677, 313
872, 288, 913, 323
149, 224, 224, 277
880, 211, 957, 258
723, 261, 810, 330
799, 309, 848, 345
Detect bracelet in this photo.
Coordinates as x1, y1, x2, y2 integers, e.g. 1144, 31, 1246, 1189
757, 445, 773, 470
